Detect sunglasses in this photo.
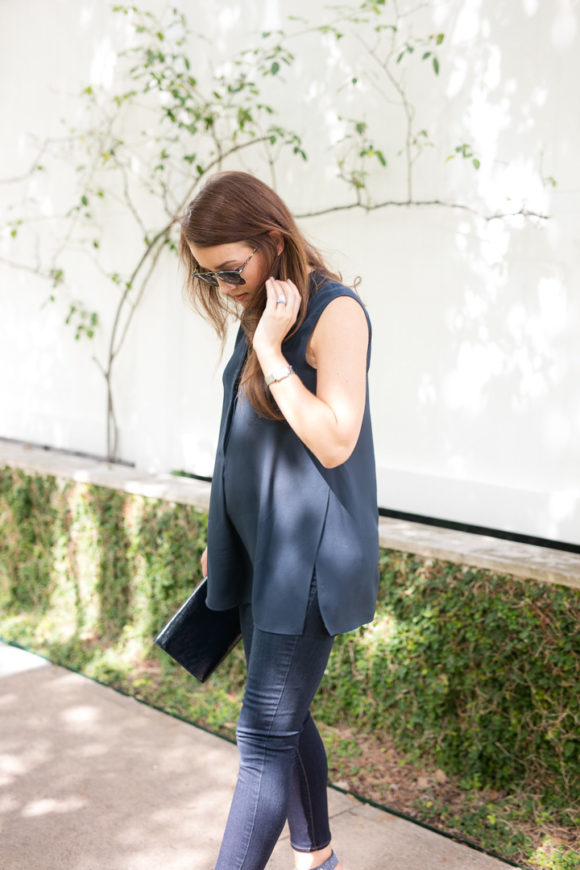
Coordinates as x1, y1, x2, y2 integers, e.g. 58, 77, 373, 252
191, 248, 257, 287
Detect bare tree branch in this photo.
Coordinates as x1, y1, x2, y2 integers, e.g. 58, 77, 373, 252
294, 198, 550, 221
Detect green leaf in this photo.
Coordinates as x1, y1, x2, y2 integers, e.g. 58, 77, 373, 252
436, 32, 445, 45
270, 61, 280, 75
50, 268, 64, 287
81, 195, 89, 207
433, 57, 440, 75
472, 158, 480, 170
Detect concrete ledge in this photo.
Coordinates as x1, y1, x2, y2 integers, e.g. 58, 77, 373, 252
1, 439, 579, 592
378, 517, 580, 591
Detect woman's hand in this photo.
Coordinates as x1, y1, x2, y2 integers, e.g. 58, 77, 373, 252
201, 546, 208, 578
252, 277, 301, 367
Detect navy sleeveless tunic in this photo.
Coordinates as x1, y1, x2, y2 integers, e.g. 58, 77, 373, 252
205, 276, 380, 636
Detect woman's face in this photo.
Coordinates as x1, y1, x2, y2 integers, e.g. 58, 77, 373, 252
188, 241, 264, 306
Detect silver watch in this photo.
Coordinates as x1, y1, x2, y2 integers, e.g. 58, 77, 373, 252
265, 364, 294, 387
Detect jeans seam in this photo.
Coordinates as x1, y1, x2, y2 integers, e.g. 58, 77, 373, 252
293, 745, 317, 849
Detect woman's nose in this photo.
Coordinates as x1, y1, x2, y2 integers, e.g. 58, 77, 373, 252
217, 279, 237, 295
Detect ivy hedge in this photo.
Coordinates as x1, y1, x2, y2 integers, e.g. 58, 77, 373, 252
1, 464, 578, 811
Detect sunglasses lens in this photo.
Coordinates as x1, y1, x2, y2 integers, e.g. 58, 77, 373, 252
196, 273, 219, 286
218, 272, 245, 285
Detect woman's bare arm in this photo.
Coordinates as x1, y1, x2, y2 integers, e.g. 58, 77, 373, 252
252, 279, 369, 469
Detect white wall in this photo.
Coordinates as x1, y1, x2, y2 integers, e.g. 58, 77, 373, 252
1, 0, 579, 544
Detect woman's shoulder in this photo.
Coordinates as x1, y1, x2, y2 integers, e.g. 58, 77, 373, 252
305, 273, 371, 330
308, 272, 358, 301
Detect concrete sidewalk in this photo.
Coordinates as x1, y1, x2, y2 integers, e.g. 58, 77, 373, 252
0, 642, 515, 870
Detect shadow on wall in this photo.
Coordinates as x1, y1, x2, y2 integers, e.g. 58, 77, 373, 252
281, 0, 580, 542
1, 0, 578, 543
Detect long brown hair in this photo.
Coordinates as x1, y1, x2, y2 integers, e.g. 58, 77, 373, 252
179, 171, 341, 420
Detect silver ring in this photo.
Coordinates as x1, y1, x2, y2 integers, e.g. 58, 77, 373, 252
276, 296, 287, 306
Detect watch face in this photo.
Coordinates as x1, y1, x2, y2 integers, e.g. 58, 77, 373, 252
266, 365, 293, 386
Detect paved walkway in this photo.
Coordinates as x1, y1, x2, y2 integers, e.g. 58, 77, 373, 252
0, 642, 515, 870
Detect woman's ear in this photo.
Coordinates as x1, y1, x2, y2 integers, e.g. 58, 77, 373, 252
268, 230, 285, 256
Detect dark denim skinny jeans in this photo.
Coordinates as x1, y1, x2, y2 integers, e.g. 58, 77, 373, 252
214, 575, 335, 870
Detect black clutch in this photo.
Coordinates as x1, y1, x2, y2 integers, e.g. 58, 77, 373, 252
154, 577, 242, 683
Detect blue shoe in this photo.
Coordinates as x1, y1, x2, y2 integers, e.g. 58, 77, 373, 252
313, 851, 339, 870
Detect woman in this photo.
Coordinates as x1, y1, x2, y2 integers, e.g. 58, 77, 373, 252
179, 171, 379, 870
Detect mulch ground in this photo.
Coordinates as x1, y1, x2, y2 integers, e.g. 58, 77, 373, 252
323, 724, 579, 870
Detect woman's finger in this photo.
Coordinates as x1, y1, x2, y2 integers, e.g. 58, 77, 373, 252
265, 276, 277, 310
267, 277, 290, 317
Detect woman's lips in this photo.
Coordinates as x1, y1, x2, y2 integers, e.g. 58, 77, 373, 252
234, 293, 248, 302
